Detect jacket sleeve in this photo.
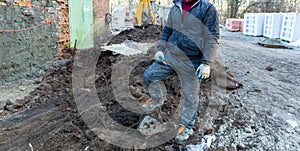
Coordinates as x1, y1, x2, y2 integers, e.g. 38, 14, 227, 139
157, 8, 173, 52
202, 5, 219, 64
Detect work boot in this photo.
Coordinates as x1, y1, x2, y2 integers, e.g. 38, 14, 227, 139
141, 98, 164, 113
174, 125, 194, 144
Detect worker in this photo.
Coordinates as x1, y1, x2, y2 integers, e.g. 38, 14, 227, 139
142, 0, 219, 144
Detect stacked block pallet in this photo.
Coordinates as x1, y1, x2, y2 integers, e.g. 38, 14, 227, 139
225, 18, 244, 32
280, 13, 300, 42
243, 13, 265, 36
263, 13, 283, 39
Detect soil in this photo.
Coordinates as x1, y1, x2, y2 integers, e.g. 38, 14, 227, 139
0, 25, 299, 150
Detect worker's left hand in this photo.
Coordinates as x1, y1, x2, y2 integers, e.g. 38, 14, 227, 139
195, 64, 210, 80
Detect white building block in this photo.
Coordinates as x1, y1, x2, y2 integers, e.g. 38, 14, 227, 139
280, 13, 300, 42
243, 13, 265, 36
263, 13, 283, 39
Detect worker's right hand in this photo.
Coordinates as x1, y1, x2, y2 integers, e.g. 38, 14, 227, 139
154, 51, 165, 63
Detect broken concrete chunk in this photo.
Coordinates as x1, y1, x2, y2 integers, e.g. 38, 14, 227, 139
19, 86, 27, 91
244, 126, 253, 133
186, 143, 208, 151
138, 116, 165, 136
6, 99, 13, 106
4, 105, 13, 111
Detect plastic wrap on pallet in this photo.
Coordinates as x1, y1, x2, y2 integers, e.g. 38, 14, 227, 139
263, 13, 283, 39
226, 18, 244, 32
243, 13, 265, 36
280, 13, 300, 42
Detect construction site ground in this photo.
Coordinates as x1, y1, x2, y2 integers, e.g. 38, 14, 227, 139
0, 26, 299, 150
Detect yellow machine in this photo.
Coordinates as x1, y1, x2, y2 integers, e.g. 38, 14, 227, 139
134, 0, 158, 26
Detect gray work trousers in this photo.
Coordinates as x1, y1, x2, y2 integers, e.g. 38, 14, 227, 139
143, 50, 201, 128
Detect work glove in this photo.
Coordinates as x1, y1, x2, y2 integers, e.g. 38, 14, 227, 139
195, 64, 210, 80
154, 50, 166, 64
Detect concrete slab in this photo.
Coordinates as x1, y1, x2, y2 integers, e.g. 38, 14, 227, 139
138, 116, 166, 136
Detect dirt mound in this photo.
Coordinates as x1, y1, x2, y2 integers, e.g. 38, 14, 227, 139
0, 26, 244, 150
108, 24, 162, 45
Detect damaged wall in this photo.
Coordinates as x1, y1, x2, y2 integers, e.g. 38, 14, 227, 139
0, 1, 59, 81
93, 0, 110, 35
0, 0, 110, 82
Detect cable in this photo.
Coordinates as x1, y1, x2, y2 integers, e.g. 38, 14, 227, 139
0, 17, 57, 33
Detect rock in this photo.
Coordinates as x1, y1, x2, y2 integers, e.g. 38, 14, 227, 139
4, 105, 14, 111
35, 77, 44, 84
129, 86, 143, 99
237, 143, 246, 150
13, 103, 24, 109
6, 100, 13, 105
205, 135, 216, 148
215, 118, 224, 124
244, 127, 252, 133
231, 143, 237, 151
137, 116, 165, 136
33, 95, 40, 101
204, 128, 213, 135
266, 66, 275, 71
218, 124, 227, 133
0, 109, 4, 114
65, 107, 72, 111
19, 86, 27, 91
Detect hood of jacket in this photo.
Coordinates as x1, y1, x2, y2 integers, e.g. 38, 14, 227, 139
173, 0, 201, 6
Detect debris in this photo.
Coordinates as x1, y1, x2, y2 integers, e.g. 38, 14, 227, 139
29, 143, 34, 151
138, 116, 166, 136
257, 39, 290, 49
286, 120, 298, 128
102, 43, 142, 56
186, 143, 208, 151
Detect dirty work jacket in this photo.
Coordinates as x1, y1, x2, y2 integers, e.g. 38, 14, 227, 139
157, 0, 219, 64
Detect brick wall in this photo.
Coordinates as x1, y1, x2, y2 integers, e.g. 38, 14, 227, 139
56, 0, 70, 50
93, 0, 109, 18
